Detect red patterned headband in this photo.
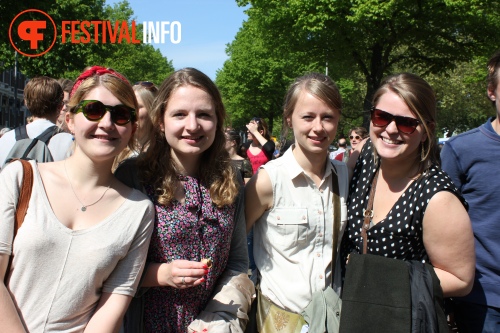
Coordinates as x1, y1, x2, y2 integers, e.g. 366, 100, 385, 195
70, 66, 129, 97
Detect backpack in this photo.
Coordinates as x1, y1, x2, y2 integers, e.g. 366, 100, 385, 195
2, 124, 58, 167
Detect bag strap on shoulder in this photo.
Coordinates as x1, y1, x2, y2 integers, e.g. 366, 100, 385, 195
5, 159, 33, 283
14, 124, 28, 141
331, 163, 341, 269
35, 125, 58, 144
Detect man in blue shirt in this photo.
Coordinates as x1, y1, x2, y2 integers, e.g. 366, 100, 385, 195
441, 51, 500, 333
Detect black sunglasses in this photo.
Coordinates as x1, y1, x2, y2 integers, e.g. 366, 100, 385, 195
370, 107, 422, 134
73, 100, 136, 126
134, 81, 158, 92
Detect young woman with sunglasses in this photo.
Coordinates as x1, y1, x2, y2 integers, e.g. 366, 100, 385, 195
347, 126, 368, 151
115, 68, 253, 333
0, 66, 154, 332
245, 73, 349, 328
341, 73, 475, 298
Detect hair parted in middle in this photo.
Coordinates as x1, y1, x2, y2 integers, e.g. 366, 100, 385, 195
281, 72, 342, 139
138, 67, 238, 207
371, 72, 438, 173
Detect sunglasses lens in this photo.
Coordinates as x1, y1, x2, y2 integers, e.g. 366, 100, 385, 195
111, 106, 133, 125
396, 118, 419, 134
83, 101, 106, 120
371, 109, 391, 127
371, 108, 419, 134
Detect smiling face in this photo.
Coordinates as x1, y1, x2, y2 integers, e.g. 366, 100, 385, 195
288, 90, 339, 157
349, 130, 362, 148
67, 86, 135, 162
370, 90, 427, 163
160, 85, 217, 167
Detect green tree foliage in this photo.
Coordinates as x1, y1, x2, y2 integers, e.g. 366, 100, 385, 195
234, 0, 500, 129
216, 18, 321, 137
428, 57, 493, 137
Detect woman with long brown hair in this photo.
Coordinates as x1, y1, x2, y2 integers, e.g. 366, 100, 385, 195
116, 68, 253, 333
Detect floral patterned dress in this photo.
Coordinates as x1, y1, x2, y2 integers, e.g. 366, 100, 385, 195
143, 175, 236, 333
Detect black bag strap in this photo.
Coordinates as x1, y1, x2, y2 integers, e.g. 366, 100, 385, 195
19, 125, 58, 160
35, 125, 58, 144
14, 124, 29, 141
331, 163, 341, 271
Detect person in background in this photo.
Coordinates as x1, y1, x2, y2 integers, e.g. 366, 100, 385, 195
341, 73, 475, 325
329, 137, 348, 161
115, 68, 253, 333
0, 76, 74, 169
226, 129, 253, 183
441, 50, 500, 333
57, 78, 74, 133
245, 117, 275, 174
245, 72, 349, 330
0, 66, 154, 332
245, 117, 276, 279
133, 81, 158, 151
348, 126, 368, 153
0, 127, 11, 138
112, 81, 158, 171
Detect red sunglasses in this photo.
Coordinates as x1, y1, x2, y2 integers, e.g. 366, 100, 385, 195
370, 107, 423, 134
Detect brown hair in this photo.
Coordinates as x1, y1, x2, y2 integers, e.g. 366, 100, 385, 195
138, 68, 239, 207
250, 117, 271, 140
282, 72, 342, 139
372, 73, 438, 173
24, 76, 63, 118
58, 78, 74, 94
349, 126, 369, 139
487, 50, 500, 107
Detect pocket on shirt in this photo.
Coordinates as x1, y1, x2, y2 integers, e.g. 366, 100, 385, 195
267, 208, 308, 248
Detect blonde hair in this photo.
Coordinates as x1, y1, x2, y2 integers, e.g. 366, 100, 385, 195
282, 72, 342, 139
138, 68, 239, 207
68, 71, 138, 165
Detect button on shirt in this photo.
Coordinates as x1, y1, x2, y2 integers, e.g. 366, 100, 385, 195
253, 146, 348, 313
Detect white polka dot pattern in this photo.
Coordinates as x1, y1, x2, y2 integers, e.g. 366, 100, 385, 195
341, 141, 467, 263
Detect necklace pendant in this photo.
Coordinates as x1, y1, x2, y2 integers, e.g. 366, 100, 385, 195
81, 206, 87, 212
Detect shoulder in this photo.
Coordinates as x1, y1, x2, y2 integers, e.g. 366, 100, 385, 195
114, 158, 143, 191
423, 165, 467, 207
445, 126, 481, 146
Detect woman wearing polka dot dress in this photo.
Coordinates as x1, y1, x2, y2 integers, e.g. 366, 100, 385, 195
342, 73, 475, 298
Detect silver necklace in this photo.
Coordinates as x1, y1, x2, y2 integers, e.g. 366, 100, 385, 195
64, 160, 111, 212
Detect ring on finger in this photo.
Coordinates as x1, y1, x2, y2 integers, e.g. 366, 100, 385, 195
181, 277, 186, 285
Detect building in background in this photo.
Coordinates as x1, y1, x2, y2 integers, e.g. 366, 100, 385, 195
0, 62, 28, 129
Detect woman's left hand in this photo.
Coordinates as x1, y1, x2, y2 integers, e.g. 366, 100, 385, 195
158, 259, 210, 289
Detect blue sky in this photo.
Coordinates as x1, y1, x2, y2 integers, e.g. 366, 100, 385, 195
107, 0, 248, 80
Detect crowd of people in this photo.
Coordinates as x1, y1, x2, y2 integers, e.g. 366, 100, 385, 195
0, 48, 499, 333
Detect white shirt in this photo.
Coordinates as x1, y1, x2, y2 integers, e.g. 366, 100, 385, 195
329, 147, 346, 160
0, 161, 154, 332
253, 146, 349, 313
0, 119, 74, 169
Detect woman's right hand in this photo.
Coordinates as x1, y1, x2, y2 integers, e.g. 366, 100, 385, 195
144, 260, 210, 288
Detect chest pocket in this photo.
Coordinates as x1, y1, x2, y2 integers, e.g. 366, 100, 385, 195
267, 208, 308, 249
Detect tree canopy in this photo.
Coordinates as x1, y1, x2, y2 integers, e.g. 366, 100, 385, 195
220, 0, 500, 135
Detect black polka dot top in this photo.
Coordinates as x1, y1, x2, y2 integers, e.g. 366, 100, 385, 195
341, 140, 467, 263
